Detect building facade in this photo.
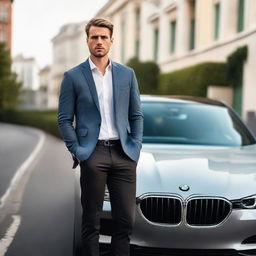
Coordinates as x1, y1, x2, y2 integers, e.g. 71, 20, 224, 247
12, 54, 40, 90
12, 54, 40, 109
50, 21, 89, 108
0, 0, 13, 50
38, 65, 51, 109
96, 0, 256, 119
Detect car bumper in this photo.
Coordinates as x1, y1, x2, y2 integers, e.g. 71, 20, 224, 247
100, 201, 256, 253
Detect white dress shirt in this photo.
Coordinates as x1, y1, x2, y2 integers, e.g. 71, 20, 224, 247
89, 57, 119, 140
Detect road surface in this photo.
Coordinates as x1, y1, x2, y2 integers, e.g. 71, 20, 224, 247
0, 123, 39, 199
0, 123, 77, 256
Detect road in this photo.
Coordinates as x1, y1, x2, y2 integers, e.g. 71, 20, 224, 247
0, 123, 77, 256
0, 123, 39, 199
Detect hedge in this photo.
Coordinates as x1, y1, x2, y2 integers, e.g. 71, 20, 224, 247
227, 45, 248, 86
0, 110, 61, 138
226, 45, 248, 115
126, 57, 160, 94
158, 62, 228, 96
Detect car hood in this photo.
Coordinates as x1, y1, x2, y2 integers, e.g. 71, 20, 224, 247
136, 144, 256, 200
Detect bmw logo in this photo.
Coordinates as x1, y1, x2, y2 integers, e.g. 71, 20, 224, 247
179, 184, 190, 191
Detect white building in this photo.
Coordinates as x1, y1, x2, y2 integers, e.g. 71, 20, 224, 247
50, 21, 89, 109
38, 65, 51, 109
96, 0, 256, 119
12, 54, 40, 90
12, 54, 41, 109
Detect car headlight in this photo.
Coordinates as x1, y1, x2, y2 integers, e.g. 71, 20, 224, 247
232, 195, 256, 209
104, 186, 110, 201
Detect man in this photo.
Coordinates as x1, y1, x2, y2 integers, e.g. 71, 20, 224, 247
58, 18, 143, 256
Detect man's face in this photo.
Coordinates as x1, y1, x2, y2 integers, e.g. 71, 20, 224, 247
87, 26, 113, 58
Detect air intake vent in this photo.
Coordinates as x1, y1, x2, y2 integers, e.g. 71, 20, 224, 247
242, 235, 256, 244
140, 196, 182, 224
186, 198, 231, 226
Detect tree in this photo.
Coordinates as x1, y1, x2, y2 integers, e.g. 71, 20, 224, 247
0, 42, 21, 110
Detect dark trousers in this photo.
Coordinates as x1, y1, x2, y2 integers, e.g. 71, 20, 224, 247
80, 141, 137, 256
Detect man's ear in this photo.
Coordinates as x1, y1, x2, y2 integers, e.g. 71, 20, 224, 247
111, 37, 114, 43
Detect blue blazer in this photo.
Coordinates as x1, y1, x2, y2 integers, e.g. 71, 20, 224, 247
58, 59, 143, 169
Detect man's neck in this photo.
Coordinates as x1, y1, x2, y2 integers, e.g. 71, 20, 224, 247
90, 55, 109, 75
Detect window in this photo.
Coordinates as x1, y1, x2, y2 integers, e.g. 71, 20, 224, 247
121, 18, 126, 63
0, 4, 8, 22
135, 7, 141, 58
189, 0, 196, 50
0, 29, 4, 42
153, 28, 159, 61
0, 26, 6, 42
237, 0, 245, 32
142, 102, 252, 146
189, 19, 195, 50
214, 3, 220, 40
170, 20, 176, 53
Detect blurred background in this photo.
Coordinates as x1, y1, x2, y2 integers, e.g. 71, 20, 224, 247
0, 0, 256, 132
0, 1, 256, 255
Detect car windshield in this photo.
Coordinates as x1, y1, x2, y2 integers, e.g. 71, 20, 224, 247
142, 101, 253, 146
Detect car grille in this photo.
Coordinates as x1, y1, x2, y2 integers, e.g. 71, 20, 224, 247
139, 196, 231, 226
139, 196, 182, 224
186, 198, 231, 226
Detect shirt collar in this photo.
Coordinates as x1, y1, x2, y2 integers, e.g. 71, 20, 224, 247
88, 57, 112, 72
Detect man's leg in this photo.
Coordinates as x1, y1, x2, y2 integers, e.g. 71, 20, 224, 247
107, 144, 137, 256
80, 146, 110, 256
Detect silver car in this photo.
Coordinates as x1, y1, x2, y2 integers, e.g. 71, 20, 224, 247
74, 95, 256, 256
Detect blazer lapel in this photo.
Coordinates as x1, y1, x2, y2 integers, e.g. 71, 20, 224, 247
81, 59, 100, 112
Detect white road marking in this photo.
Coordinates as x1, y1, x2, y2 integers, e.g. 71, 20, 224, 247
0, 215, 21, 256
0, 130, 45, 208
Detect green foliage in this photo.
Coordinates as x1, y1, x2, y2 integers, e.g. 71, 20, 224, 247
227, 45, 248, 86
0, 43, 21, 110
0, 110, 61, 138
158, 62, 228, 96
126, 57, 160, 94
226, 45, 248, 115
0, 43, 11, 77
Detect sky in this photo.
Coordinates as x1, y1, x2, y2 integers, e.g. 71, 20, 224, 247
12, 0, 108, 68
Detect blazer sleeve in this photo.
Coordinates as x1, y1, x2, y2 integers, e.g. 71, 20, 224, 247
58, 72, 79, 155
129, 69, 144, 144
